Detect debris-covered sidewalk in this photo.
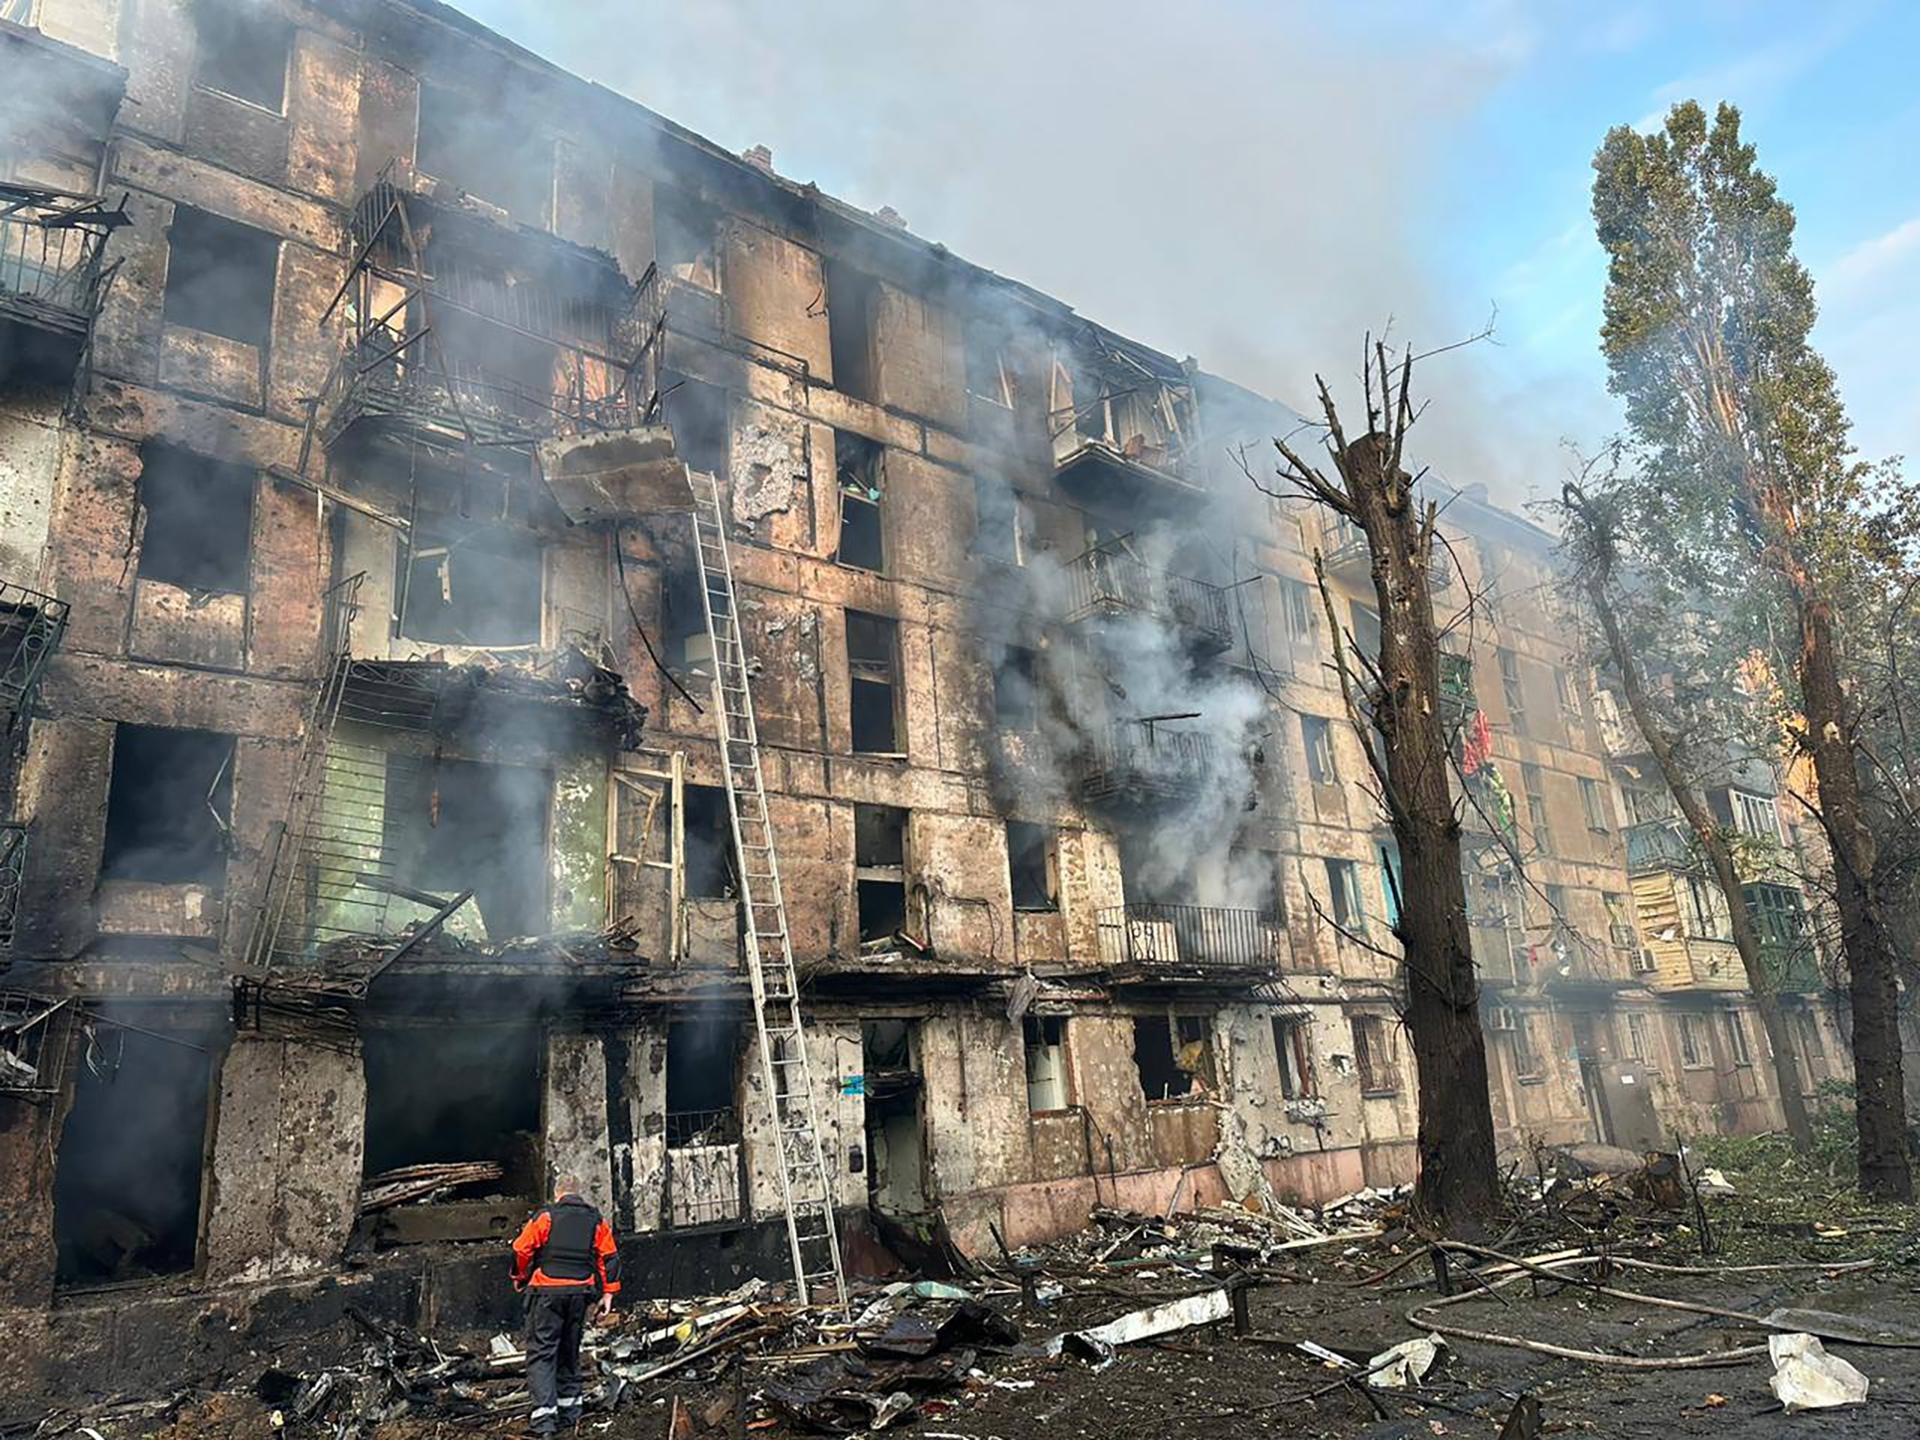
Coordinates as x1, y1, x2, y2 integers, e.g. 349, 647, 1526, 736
13, 1144, 1920, 1440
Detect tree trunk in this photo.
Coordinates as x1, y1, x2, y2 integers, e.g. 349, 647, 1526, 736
1571, 528, 1815, 1151
1799, 596, 1912, 1199
1344, 434, 1500, 1226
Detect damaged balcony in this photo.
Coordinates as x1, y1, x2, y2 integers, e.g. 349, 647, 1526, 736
1321, 515, 1372, 584
1063, 547, 1232, 655
0, 184, 125, 387
1077, 720, 1219, 807
1050, 333, 1205, 511
1096, 903, 1289, 984
1625, 817, 1694, 873
313, 166, 650, 473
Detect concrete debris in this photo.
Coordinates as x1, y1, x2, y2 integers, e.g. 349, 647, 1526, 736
1768, 1333, 1870, 1411
1055, 1287, 1231, 1365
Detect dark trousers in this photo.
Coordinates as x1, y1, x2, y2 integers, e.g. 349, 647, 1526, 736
526, 1289, 592, 1429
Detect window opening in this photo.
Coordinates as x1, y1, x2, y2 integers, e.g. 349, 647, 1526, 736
1302, 714, 1336, 785
1677, 1012, 1709, 1068
1580, 777, 1610, 832
834, 431, 886, 572
1498, 648, 1527, 734
654, 187, 719, 291
973, 476, 1029, 566
416, 81, 552, 224
101, 725, 233, 888
1350, 1014, 1399, 1094
846, 611, 900, 754
682, 782, 735, 899
1132, 1015, 1188, 1101
854, 803, 908, 946
362, 1024, 542, 1210
1324, 857, 1363, 929
136, 444, 255, 595
994, 644, 1040, 730
1272, 1016, 1314, 1099
660, 371, 728, 477
193, 0, 291, 111
666, 1017, 741, 1146
1023, 1015, 1067, 1111
825, 258, 877, 401
53, 1027, 212, 1288
966, 325, 1014, 408
1007, 821, 1057, 911
396, 521, 542, 648
382, 756, 550, 941
163, 206, 278, 348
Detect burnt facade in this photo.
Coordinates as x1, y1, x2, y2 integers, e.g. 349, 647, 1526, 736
0, 0, 1842, 1403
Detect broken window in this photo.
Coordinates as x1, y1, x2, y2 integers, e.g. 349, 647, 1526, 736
101, 725, 233, 887
1676, 1012, 1710, 1068
136, 444, 255, 594
1301, 714, 1335, 785
382, 756, 550, 941
1377, 840, 1403, 930
1580, 777, 1610, 833
1349, 602, 1381, 660
854, 803, 908, 946
1280, 577, 1317, 644
661, 552, 712, 673
1350, 1014, 1399, 1094
825, 258, 877, 401
1684, 874, 1732, 940
994, 645, 1040, 730
1511, 1015, 1544, 1080
1007, 821, 1056, 911
834, 431, 886, 572
1721, 1010, 1753, 1067
1023, 1016, 1068, 1111
163, 206, 278, 348
415, 80, 552, 225
1729, 790, 1782, 841
654, 186, 719, 291
965, 324, 1014, 408
362, 1024, 541, 1197
53, 1027, 212, 1288
1132, 1015, 1187, 1102
1272, 1016, 1314, 1099
660, 372, 728, 477
1499, 648, 1527, 735
1624, 1012, 1651, 1063
1523, 763, 1550, 857
682, 782, 735, 900
846, 611, 900, 754
666, 1018, 741, 1147
395, 522, 543, 648
193, 0, 291, 112
973, 475, 1029, 566
1324, 857, 1363, 930
1554, 666, 1582, 720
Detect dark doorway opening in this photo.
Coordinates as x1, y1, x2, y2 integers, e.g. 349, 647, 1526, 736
54, 1027, 212, 1288
101, 725, 233, 888
382, 756, 550, 941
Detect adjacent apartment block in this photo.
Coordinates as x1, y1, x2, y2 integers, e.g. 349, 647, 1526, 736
0, 0, 1844, 1401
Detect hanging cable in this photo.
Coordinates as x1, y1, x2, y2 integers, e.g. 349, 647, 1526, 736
614, 522, 702, 714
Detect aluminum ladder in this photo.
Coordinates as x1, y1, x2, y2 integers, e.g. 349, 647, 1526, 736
687, 468, 848, 1310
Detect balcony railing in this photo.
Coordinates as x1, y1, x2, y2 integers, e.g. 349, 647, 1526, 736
1470, 918, 1524, 983
1063, 549, 1232, 652
1097, 903, 1287, 978
0, 823, 26, 955
0, 186, 119, 333
1077, 721, 1219, 804
0, 581, 70, 721
1625, 817, 1693, 873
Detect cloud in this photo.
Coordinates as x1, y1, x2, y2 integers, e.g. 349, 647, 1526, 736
1821, 214, 1920, 304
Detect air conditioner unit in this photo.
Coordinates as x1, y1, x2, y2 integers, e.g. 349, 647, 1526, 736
1489, 1006, 1519, 1032
1636, 948, 1659, 974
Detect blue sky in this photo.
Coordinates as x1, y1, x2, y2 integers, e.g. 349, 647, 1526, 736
455, 0, 1920, 506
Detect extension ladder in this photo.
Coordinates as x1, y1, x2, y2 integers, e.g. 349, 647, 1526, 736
687, 468, 848, 1310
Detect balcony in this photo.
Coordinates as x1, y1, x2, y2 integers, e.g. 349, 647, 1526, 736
0, 822, 25, 956
1077, 721, 1219, 806
0, 184, 125, 386
1097, 903, 1288, 983
314, 168, 650, 472
1321, 516, 1371, 584
1063, 548, 1232, 654
1050, 340, 1204, 512
1470, 918, 1525, 984
1625, 817, 1694, 873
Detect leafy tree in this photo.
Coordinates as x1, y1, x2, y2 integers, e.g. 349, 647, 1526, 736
1591, 101, 1911, 1197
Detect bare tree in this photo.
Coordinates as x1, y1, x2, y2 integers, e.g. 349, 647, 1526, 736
1257, 341, 1499, 1226
1560, 478, 1816, 1151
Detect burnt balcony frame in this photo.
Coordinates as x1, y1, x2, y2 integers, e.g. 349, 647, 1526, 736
1097, 902, 1288, 981
1624, 816, 1694, 873
0, 581, 70, 724
1076, 721, 1219, 805
1050, 333, 1205, 508
0, 184, 125, 389
1063, 546, 1232, 653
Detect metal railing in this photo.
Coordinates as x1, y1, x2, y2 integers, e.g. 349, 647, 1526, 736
0, 823, 25, 954
1469, 918, 1524, 983
1322, 517, 1371, 580
0, 186, 119, 334
0, 581, 69, 720
1063, 549, 1231, 647
1625, 817, 1693, 872
1077, 721, 1219, 802
1096, 903, 1287, 974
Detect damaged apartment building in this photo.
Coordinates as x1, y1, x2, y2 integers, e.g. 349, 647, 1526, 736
0, 0, 1845, 1398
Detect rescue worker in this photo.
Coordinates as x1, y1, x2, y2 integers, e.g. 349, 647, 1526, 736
510, 1175, 621, 1434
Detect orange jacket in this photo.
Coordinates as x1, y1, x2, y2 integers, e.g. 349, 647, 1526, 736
510, 1197, 622, 1294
